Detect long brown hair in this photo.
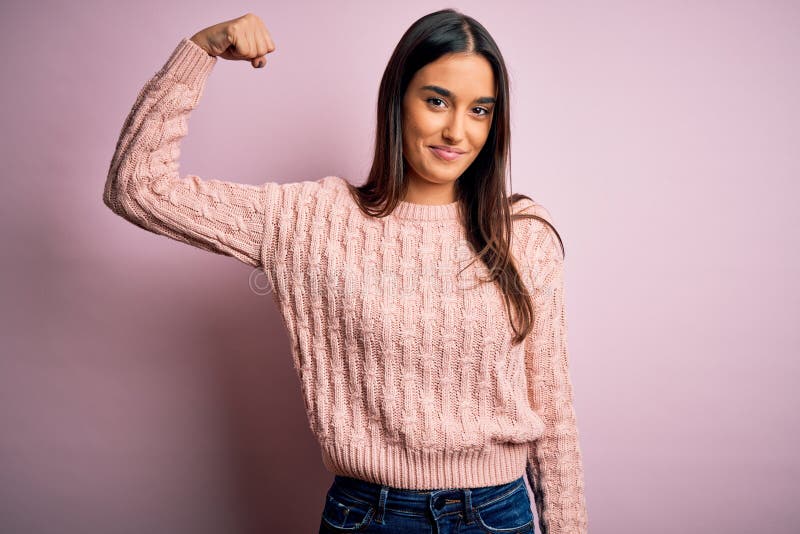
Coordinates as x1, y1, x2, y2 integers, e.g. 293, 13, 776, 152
342, 8, 565, 345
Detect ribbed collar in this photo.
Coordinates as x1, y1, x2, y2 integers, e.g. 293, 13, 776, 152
393, 198, 461, 221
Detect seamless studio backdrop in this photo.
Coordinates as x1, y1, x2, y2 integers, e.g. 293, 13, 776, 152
1, 1, 798, 533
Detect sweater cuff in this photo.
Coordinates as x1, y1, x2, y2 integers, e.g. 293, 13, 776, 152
160, 37, 217, 91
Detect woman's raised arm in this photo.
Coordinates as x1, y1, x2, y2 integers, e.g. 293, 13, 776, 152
103, 14, 280, 268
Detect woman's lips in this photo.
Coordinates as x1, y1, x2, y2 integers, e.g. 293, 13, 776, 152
429, 146, 465, 162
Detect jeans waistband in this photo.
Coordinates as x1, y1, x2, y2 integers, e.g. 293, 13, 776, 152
330, 473, 527, 522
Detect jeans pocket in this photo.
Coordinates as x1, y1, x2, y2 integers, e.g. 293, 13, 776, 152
319, 486, 376, 532
472, 482, 534, 534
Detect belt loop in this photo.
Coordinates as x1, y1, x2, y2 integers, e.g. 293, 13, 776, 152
374, 485, 389, 524
463, 488, 476, 525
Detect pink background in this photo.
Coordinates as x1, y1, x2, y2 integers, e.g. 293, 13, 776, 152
1, 1, 798, 533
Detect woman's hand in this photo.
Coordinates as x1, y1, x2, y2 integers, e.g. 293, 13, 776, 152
190, 13, 276, 69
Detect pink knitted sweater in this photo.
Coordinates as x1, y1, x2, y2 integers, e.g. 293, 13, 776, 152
104, 37, 589, 533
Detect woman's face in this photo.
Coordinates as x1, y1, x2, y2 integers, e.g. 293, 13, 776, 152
401, 52, 496, 200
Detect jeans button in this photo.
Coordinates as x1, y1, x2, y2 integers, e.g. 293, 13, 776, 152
434, 495, 445, 508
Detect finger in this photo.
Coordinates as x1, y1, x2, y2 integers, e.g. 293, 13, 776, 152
264, 28, 276, 52
248, 32, 257, 58
234, 31, 249, 58
255, 32, 268, 58
252, 34, 267, 68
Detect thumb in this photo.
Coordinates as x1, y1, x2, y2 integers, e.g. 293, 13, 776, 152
251, 55, 266, 68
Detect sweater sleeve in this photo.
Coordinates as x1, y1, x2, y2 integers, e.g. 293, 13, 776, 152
519, 205, 589, 534
103, 37, 278, 268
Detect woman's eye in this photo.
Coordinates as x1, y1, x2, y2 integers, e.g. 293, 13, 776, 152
426, 97, 492, 117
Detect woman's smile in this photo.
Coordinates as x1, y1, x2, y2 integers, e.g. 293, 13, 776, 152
429, 146, 466, 162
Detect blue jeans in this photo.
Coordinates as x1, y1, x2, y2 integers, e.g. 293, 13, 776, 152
319, 473, 535, 533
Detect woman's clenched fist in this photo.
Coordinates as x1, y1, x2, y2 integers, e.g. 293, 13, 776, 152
190, 13, 276, 69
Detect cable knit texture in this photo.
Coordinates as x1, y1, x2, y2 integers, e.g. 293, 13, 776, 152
103, 37, 588, 533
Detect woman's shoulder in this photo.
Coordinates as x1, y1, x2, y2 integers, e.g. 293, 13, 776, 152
510, 195, 564, 260
266, 174, 345, 191
318, 175, 349, 190
263, 175, 349, 202
511, 196, 556, 232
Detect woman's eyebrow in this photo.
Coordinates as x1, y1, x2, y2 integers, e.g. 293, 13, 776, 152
420, 84, 496, 104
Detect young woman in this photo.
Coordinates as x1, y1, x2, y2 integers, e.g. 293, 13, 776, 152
104, 8, 588, 534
